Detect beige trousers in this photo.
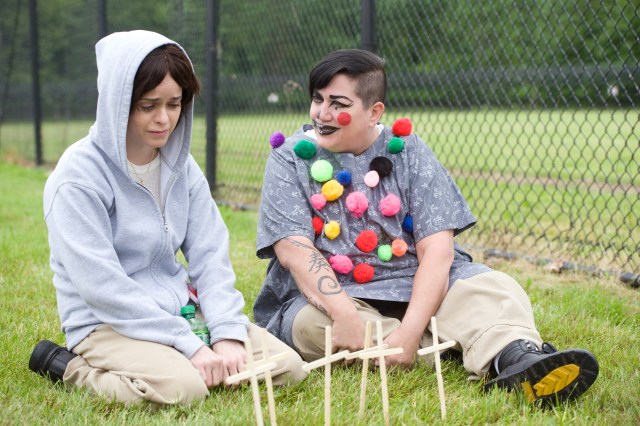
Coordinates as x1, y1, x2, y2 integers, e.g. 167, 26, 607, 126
64, 323, 306, 405
292, 271, 542, 377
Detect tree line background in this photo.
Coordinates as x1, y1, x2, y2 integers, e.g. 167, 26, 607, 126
1, 0, 638, 120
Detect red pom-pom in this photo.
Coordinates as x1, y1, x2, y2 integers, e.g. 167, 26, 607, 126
312, 216, 324, 235
337, 112, 352, 126
353, 263, 374, 284
355, 230, 378, 253
391, 118, 412, 136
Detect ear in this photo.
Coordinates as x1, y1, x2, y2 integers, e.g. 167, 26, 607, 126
369, 101, 385, 125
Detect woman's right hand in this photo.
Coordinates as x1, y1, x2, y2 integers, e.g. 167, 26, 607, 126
189, 345, 225, 387
332, 314, 366, 353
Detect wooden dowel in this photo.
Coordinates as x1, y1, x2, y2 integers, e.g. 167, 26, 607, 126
324, 325, 331, 426
261, 329, 277, 426
358, 321, 372, 418
245, 338, 264, 426
431, 317, 447, 420
302, 350, 350, 372
416, 340, 456, 356
377, 321, 390, 426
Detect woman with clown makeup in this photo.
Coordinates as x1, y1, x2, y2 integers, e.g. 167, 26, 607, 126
254, 49, 598, 407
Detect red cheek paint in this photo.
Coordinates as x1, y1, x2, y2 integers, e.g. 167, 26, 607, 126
337, 112, 352, 126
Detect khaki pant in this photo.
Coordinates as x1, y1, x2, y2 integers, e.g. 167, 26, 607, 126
64, 323, 306, 405
292, 271, 542, 377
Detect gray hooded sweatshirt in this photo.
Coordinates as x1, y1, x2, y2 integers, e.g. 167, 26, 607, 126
43, 30, 249, 359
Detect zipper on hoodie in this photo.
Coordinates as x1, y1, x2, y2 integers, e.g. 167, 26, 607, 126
162, 174, 178, 233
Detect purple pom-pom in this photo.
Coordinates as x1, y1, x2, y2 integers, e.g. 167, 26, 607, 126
269, 132, 286, 148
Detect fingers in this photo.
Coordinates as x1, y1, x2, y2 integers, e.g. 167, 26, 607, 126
199, 358, 225, 388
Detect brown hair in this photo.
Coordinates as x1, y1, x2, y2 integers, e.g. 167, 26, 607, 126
130, 44, 201, 115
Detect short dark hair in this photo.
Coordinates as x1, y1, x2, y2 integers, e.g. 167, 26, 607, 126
130, 44, 201, 115
308, 49, 386, 107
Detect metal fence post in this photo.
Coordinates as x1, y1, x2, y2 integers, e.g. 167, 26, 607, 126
205, 0, 220, 192
98, 0, 108, 39
361, 0, 376, 53
28, 0, 42, 166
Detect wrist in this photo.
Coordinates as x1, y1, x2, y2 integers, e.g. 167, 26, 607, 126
329, 304, 359, 323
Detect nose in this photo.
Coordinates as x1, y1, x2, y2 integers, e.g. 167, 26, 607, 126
154, 106, 170, 124
314, 101, 333, 122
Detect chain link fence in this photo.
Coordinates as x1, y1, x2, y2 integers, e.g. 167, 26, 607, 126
1, 0, 638, 279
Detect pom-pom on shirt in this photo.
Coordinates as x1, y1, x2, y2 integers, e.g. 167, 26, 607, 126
269, 132, 286, 148
391, 117, 412, 136
254, 124, 491, 347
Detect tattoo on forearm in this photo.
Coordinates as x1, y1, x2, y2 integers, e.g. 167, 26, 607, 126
284, 237, 331, 274
293, 271, 329, 314
317, 275, 342, 295
306, 295, 328, 314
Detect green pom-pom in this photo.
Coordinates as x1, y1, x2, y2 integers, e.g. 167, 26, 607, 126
310, 160, 333, 182
388, 137, 404, 154
377, 244, 392, 262
293, 140, 317, 159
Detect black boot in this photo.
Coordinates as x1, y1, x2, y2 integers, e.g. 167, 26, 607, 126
484, 339, 599, 406
29, 340, 77, 383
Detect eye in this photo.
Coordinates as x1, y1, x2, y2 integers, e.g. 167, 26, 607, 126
331, 101, 349, 110
138, 104, 155, 111
312, 94, 323, 104
168, 102, 182, 109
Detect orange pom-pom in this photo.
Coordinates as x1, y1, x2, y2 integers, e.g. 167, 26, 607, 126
391, 118, 412, 136
353, 263, 374, 284
391, 239, 408, 256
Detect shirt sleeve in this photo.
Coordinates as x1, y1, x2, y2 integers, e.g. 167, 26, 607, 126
256, 139, 316, 259
406, 134, 477, 241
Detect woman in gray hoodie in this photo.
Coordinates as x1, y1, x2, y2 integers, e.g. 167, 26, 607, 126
29, 30, 306, 405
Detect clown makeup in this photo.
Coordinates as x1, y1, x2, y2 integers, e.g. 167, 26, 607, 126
337, 112, 352, 126
311, 92, 355, 135
309, 74, 383, 154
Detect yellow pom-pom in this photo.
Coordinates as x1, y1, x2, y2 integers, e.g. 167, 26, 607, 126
324, 220, 340, 240
321, 179, 344, 201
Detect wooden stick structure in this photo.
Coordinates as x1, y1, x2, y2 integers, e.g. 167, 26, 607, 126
350, 320, 404, 426
358, 321, 372, 419
225, 331, 292, 426
416, 317, 455, 420
301, 325, 349, 426
244, 337, 264, 426
261, 329, 277, 426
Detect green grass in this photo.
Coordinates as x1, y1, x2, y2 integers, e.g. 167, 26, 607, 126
1, 161, 639, 425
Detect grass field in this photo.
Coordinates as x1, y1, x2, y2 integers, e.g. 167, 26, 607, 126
0, 161, 639, 425
2, 108, 636, 272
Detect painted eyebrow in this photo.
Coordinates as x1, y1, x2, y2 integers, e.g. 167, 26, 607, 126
329, 95, 353, 102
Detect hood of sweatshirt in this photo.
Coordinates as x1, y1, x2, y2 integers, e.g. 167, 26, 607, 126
88, 30, 193, 179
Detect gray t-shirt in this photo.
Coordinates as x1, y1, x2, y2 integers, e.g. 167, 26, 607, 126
254, 124, 491, 346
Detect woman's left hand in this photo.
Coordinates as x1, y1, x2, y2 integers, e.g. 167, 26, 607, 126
211, 339, 247, 385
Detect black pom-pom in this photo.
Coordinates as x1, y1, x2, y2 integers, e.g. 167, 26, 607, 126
369, 157, 393, 178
